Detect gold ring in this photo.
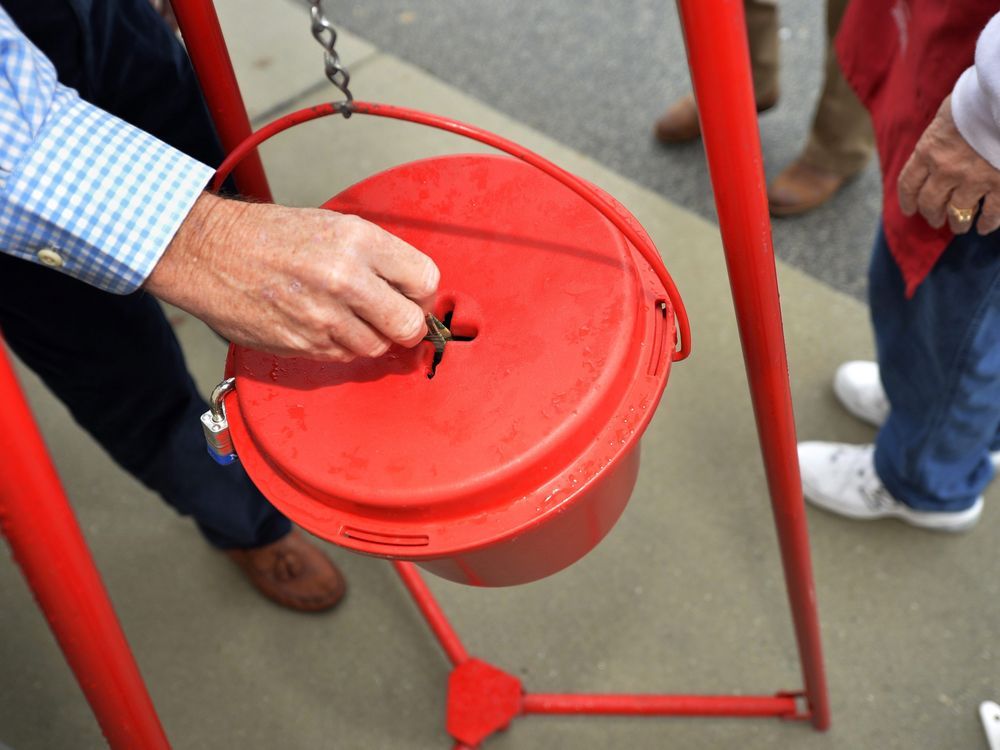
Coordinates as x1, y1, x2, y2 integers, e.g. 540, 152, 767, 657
947, 203, 977, 225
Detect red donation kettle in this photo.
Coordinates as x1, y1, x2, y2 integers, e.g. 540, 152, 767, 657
213, 102, 689, 586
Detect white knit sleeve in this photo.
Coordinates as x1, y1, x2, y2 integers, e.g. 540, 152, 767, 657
952, 13, 1000, 169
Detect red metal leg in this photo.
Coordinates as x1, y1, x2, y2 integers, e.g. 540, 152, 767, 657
0, 342, 171, 749
170, 0, 273, 202
675, 0, 831, 730
393, 561, 469, 666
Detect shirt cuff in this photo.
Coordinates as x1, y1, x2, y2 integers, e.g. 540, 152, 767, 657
952, 66, 1000, 170
0, 91, 215, 294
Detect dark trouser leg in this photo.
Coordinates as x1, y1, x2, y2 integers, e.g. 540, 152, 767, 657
870, 225, 1000, 511
0, 257, 290, 548
0, 0, 289, 547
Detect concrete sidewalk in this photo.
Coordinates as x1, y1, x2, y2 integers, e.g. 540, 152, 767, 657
1, 3, 997, 749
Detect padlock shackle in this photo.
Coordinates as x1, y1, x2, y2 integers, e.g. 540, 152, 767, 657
211, 101, 691, 362
209, 376, 236, 421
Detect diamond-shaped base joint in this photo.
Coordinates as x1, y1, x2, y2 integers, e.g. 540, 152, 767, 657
446, 659, 523, 747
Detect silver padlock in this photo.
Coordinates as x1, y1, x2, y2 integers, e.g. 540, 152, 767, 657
201, 377, 238, 465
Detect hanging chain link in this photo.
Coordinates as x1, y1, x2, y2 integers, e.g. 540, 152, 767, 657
308, 0, 353, 110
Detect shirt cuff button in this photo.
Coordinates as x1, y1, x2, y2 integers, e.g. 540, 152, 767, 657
37, 247, 64, 268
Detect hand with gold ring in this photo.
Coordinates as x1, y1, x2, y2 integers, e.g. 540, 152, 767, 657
898, 95, 1000, 235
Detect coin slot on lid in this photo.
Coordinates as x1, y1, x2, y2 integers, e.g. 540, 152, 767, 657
427, 304, 479, 380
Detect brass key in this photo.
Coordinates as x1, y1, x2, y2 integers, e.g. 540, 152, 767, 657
423, 313, 453, 356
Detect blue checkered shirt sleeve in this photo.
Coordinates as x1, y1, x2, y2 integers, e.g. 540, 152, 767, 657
0, 8, 215, 294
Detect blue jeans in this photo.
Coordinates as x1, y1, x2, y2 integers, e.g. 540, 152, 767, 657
0, 0, 290, 548
870, 223, 1000, 512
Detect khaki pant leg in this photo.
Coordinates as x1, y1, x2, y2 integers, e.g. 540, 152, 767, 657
745, 0, 779, 101
799, 0, 875, 176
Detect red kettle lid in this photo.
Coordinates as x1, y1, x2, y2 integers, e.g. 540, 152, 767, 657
225, 154, 673, 556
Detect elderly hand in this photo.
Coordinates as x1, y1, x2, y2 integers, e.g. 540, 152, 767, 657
146, 193, 439, 361
898, 95, 1000, 235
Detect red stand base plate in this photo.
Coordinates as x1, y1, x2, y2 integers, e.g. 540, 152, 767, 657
447, 659, 523, 747
393, 561, 815, 749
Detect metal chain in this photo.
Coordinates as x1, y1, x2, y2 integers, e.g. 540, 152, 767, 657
308, 0, 353, 108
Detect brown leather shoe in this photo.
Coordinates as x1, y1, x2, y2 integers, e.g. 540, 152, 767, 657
653, 91, 779, 144
225, 529, 346, 612
767, 159, 849, 217
653, 94, 701, 144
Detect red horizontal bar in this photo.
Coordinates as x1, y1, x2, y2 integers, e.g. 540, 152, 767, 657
522, 693, 803, 718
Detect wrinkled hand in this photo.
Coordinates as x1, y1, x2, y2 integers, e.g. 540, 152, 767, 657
146, 193, 439, 361
898, 95, 1000, 235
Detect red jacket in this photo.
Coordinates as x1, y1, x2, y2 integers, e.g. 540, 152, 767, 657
836, 0, 999, 296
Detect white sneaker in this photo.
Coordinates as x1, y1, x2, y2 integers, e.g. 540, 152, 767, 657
798, 442, 983, 532
833, 361, 889, 427
833, 360, 1000, 470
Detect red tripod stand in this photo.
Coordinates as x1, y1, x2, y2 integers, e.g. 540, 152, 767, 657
0, 1, 830, 746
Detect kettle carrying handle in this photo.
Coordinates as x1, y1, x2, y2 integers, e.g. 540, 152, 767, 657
212, 101, 691, 362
